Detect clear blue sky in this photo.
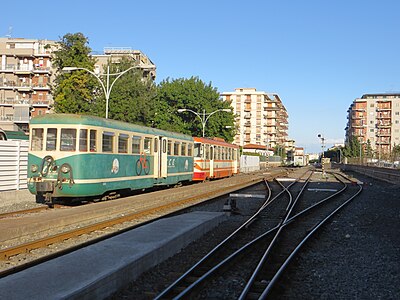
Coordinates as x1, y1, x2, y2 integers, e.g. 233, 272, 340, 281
3, 0, 400, 153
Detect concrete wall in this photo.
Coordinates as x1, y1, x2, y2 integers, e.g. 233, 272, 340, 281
240, 155, 260, 173
340, 164, 400, 185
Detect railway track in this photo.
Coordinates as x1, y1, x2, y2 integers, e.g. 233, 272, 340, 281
0, 204, 66, 220
154, 170, 362, 299
0, 170, 287, 278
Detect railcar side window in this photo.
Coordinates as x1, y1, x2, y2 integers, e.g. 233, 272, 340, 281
210, 146, 214, 160
181, 142, 187, 156
205, 144, 210, 160
79, 129, 88, 152
132, 136, 141, 154
102, 132, 114, 153
154, 138, 158, 153
61, 129, 77, 151
188, 143, 193, 157
144, 137, 152, 154
32, 128, 44, 151
46, 128, 57, 151
168, 140, 173, 155
118, 134, 128, 153
174, 141, 180, 156
90, 130, 97, 152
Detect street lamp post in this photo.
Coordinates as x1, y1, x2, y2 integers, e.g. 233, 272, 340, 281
62, 64, 152, 119
177, 108, 231, 137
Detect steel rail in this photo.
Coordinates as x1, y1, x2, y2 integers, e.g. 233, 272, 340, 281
0, 172, 287, 280
155, 169, 312, 299
0, 205, 64, 220
238, 170, 313, 299
163, 171, 357, 299
259, 173, 363, 299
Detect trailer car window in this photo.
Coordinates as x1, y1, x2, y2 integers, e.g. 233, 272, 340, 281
102, 132, 114, 153
79, 129, 88, 152
181, 142, 186, 156
144, 137, 152, 154
46, 128, 57, 151
188, 143, 193, 157
174, 141, 180, 156
167, 140, 172, 155
90, 130, 97, 152
32, 128, 44, 151
132, 136, 141, 154
118, 134, 128, 153
61, 129, 77, 151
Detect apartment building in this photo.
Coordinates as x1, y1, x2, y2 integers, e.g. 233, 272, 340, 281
345, 93, 400, 154
0, 38, 57, 131
92, 47, 156, 81
0, 40, 157, 132
221, 88, 289, 149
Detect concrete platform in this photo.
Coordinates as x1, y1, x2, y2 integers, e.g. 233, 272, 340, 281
0, 211, 226, 300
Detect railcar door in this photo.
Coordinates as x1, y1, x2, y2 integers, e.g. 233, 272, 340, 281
160, 137, 168, 178
153, 137, 160, 178
209, 145, 214, 178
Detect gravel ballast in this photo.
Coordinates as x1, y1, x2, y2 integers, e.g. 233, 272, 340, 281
110, 171, 400, 299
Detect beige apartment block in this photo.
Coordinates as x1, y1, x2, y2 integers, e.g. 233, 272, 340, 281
92, 47, 156, 81
0, 38, 57, 131
346, 93, 400, 154
221, 88, 289, 149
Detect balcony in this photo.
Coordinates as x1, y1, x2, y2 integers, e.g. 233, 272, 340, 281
0, 98, 31, 106
0, 64, 15, 73
376, 113, 391, 119
376, 122, 391, 128
33, 66, 52, 74
15, 84, 33, 92
14, 66, 33, 75
31, 100, 51, 107
32, 83, 51, 90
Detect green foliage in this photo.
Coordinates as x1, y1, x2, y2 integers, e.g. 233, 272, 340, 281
274, 145, 286, 158
343, 136, 361, 158
52, 33, 98, 114
153, 77, 235, 141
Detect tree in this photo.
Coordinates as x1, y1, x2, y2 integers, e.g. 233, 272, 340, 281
343, 136, 361, 158
154, 77, 235, 141
52, 32, 98, 114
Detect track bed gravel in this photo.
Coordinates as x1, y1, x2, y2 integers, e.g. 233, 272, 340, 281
110, 170, 400, 299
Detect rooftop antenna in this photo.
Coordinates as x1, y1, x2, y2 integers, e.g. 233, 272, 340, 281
5, 26, 12, 38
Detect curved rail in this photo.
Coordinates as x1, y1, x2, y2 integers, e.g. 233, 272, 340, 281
155, 169, 313, 299
259, 173, 363, 298
157, 170, 361, 299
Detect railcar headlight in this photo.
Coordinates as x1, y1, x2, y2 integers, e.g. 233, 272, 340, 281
30, 164, 38, 173
61, 165, 71, 173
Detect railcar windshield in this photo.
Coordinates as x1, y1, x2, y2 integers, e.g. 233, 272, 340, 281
194, 143, 201, 157
60, 129, 77, 151
31, 128, 44, 151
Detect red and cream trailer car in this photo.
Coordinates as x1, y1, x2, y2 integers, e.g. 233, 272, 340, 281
192, 137, 239, 181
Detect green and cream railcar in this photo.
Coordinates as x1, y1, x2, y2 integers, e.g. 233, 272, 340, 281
28, 114, 194, 203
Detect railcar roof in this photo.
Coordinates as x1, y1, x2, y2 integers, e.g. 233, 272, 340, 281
193, 136, 239, 148
30, 114, 193, 141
